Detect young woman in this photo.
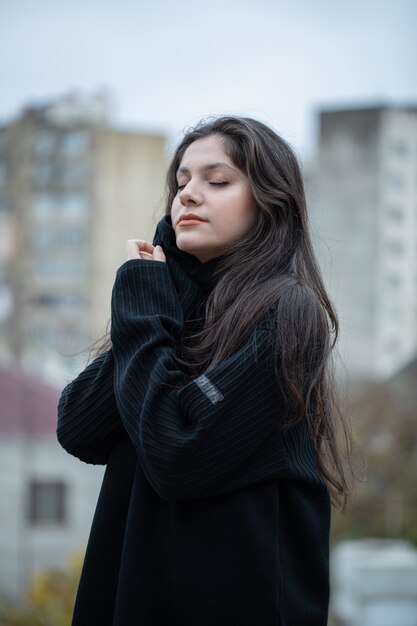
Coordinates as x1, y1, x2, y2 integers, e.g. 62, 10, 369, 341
57, 116, 350, 625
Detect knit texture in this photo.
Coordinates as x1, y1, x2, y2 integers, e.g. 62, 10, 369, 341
57, 215, 330, 626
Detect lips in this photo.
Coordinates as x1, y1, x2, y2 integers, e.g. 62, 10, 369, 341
178, 213, 207, 225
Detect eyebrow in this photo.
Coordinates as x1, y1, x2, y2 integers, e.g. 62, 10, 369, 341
177, 162, 239, 176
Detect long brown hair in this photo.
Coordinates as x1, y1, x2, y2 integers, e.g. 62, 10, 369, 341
166, 117, 352, 509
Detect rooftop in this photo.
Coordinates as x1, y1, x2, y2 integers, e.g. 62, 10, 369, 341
0, 365, 61, 436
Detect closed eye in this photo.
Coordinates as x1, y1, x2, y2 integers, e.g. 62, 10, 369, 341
177, 181, 229, 191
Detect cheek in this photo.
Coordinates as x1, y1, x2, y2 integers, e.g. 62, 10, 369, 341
170, 199, 180, 226
215, 210, 256, 244
230, 200, 258, 237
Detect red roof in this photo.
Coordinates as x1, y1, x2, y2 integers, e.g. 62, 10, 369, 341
0, 365, 61, 436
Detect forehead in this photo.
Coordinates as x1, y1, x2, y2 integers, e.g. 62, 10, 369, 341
179, 135, 232, 169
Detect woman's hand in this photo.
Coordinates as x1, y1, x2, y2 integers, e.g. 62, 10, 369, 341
126, 240, 166, 262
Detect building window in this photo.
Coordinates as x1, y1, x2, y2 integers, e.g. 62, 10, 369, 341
32, 162, 56, 187
36, 258, 86, 278
0, 161, 7, 185
28, 325, 90, 353
0, 190, 12, 213
385, 274, 402, 289
31, 227, 86, 248
61, 130, 89, 157
32, 193, 89, 219
61, 193, 89, 218
32, 131, 56, 157
35, 292, 86, 310
386, 239, 405, 255
0, 284, 13, 319
32, 193, 56, 218
28, 480, 67, 524
386, 206, 404, 221
0, 132, 7, 154
389, 140, 408, 157
28, 324, 55, 343
388, 173, 404, 189
59, 163, 87, 187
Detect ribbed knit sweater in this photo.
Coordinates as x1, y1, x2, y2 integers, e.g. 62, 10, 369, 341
57, 215, 330, 626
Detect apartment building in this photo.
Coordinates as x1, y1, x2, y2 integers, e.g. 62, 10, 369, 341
309, 105, 417, 382
0, 93, 166, 383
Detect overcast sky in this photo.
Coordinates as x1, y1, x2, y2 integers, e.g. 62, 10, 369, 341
1, 0, 416, 156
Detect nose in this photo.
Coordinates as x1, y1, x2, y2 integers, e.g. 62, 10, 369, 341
179, 182, 203, 207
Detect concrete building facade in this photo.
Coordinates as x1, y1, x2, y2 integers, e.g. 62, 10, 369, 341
309, 105, 417, 382
0, 93, 167, 383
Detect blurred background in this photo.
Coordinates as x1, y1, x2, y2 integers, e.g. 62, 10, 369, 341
0, 0, 416, 624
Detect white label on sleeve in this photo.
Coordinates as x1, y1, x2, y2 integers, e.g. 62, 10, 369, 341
194, 375, 224, 405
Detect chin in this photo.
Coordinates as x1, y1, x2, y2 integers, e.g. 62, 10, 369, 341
176, 234, 197, 252
174, 239, 203, 262
175, 239, 193, 253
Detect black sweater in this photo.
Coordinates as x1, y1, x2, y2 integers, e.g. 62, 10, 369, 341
57, 216, 330, 626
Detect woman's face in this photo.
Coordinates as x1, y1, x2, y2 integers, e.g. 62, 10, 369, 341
171, 134, 258, 263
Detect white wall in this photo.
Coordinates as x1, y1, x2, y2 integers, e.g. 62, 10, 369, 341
0, 436, 104, 598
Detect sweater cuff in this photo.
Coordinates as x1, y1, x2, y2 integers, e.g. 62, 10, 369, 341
112, 260, 182, 319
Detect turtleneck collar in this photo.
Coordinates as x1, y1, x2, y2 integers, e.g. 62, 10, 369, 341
152, 215, 224, 289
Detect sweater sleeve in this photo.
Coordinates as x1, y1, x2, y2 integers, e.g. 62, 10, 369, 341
57, 349, 125, 464
110, 260, 289, 501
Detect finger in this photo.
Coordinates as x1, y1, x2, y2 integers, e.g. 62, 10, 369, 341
130, 240, 155, 254
126, 240, 141, 259
126, 239, 156, 261
153, 245, 166, 263
139, 251, 154, 261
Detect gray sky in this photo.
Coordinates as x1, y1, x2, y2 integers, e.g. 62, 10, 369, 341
1, 0, 416, 155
